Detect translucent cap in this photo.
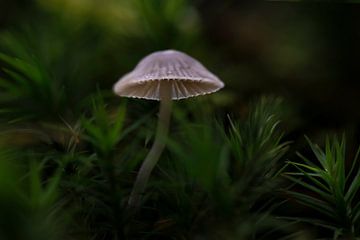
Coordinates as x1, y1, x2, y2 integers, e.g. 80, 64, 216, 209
113, 50, 224, 100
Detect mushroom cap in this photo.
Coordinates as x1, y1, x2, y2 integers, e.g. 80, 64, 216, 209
113, 50, 224, 100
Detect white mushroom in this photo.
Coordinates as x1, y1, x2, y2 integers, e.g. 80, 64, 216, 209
113, 49, 224, 209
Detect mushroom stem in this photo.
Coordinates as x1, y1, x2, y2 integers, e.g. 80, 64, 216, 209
128, 81, 172, 209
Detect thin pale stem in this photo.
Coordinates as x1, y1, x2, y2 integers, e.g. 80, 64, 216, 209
128, 81, 172, 209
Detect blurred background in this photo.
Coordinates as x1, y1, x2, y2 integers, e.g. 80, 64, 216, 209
0, 0, 360, 239
1, 0, 360, 136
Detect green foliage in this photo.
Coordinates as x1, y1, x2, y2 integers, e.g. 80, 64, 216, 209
82, 94, 126, 157
0, 151, 66, 240
27, 160, 62, 209
61, 95, 141, 239
155, 97, 291, 239
225, 97, 289, 207
0, 35, 60, 121
285, 136, 360, 239
171, 122, 229, 195
0, 20, 114, 122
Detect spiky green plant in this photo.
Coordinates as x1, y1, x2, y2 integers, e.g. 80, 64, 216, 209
0, 150, 66, 240
149, 97, 293, 239
63, 94, 148, 239
0, 21, 115, 122
285, 136, 360, 239
224, 97, 289, 209
0, 42, 60, 122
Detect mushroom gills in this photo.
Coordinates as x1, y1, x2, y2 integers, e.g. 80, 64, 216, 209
118, 79, 221, 100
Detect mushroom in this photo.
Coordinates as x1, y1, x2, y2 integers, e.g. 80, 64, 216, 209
113, 49, 224, 208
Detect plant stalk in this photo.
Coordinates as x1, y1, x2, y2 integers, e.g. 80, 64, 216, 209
128, 81, 172, 209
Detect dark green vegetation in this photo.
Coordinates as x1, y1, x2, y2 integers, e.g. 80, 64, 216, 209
1, 0, 360, 239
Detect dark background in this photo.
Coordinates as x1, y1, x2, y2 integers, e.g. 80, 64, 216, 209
1, 0, 360, 133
